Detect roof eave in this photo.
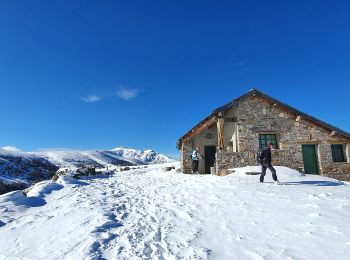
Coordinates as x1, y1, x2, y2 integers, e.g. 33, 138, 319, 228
177, 88, 350, 149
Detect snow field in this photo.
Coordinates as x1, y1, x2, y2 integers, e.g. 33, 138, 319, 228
0, 164, 350, 260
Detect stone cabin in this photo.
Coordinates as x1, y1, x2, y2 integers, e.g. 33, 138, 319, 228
177, 89, 350, 181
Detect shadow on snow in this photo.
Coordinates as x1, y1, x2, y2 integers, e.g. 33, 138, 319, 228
283, 181, 344, 187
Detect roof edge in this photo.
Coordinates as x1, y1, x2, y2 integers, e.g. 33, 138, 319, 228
177, 88, 350, 149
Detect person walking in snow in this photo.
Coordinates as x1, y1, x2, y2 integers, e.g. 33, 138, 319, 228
191, 146, 202, 174
258, 142, 280, 184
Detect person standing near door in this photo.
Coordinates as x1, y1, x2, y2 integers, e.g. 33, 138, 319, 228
191, 146, 202, 174
258, 143, 280, 184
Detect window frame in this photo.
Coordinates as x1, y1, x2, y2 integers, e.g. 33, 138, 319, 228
331, 144, 347, 163
259, 134, 279, 149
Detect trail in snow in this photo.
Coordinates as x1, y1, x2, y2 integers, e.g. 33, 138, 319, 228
0, 164, 350, 260
83, 168, 208, 260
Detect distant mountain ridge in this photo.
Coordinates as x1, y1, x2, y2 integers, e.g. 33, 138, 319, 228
0, 147, 174, 194
37, 147, 174, 168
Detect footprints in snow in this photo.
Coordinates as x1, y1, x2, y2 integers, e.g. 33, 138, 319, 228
83, 173, 210, 259
87, 206, 127, 259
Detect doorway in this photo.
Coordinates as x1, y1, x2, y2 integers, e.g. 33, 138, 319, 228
205, 146, 216, 174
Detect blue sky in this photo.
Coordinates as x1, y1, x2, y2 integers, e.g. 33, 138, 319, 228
0, 1, 349, 158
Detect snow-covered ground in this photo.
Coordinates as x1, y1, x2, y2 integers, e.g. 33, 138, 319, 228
0, 163, 350, 260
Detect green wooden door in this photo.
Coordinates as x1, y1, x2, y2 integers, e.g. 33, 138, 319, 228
302, 145, 319, 175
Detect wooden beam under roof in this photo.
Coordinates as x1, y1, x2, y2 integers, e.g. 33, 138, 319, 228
182, 116, 216, 143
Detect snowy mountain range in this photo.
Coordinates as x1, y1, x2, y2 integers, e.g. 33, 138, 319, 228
37, 147, 174, 168
0, 147, 174, 194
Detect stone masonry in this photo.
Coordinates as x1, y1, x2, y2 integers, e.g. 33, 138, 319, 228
215, 95, 350, 181
181, 142, 193, 174
179, 90, 350, 181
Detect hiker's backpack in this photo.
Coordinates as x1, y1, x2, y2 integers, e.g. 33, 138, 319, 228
190, 150, 198, 160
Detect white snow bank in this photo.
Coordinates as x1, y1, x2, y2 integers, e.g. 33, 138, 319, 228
0, 190, 45, 207
26, 181, 64, 198
56, 175, 89, 186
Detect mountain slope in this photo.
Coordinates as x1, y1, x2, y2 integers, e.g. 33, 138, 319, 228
109, 147, 173, 165
0, 149, 59, 194
0, 147, 173, 194
37, 147, 173, 168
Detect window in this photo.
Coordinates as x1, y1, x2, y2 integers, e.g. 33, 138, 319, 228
259, 134, 278, 149
331, 144, 346, 162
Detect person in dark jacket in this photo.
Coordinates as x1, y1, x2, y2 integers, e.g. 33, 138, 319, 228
258, 143, 279, 184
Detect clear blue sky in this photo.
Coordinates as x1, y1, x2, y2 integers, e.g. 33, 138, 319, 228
0, 1, 349, 158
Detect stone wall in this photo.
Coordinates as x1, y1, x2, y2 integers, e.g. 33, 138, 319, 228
180, 94, 350, 180
322, 163, 350, 181
234, 95, 312, 171
180, 142, 193, 174
216, 150, 306, 175
269, 150, 304, 172
222, 95, 350, 180
216, 151, 257, 175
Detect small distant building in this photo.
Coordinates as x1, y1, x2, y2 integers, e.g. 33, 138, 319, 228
177, 89, 350, 181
